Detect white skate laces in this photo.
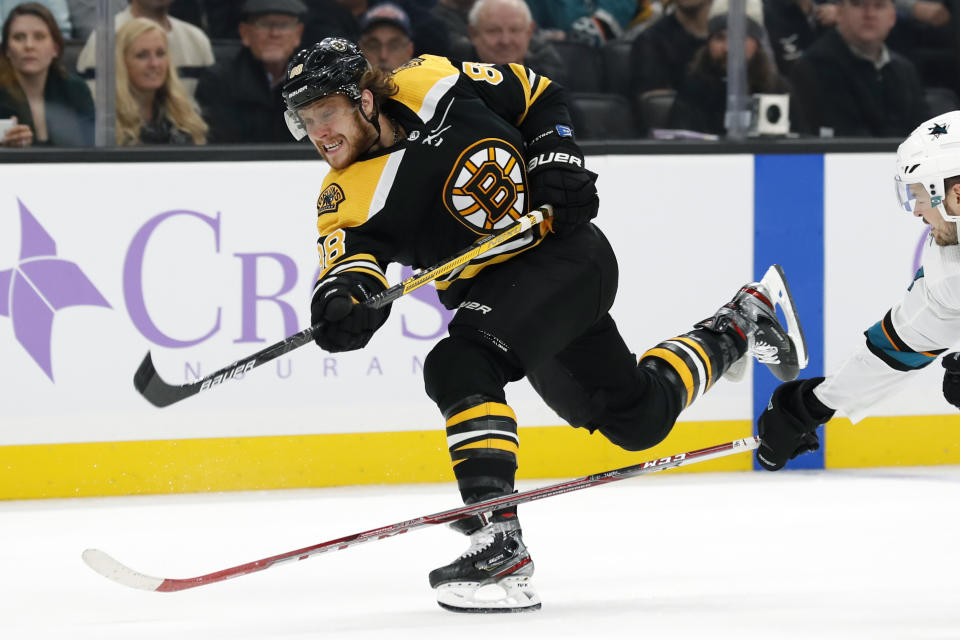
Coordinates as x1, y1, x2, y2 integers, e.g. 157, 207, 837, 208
430, 518, 541, 613
723, 265, 808, 382
750, 339, 780, 364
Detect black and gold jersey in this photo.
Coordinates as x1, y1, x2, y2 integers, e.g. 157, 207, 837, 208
312, 54, 568, 309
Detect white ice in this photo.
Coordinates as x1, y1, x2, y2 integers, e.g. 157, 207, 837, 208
3, 467, 960, 639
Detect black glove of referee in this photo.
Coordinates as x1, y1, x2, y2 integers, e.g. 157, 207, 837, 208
526, 129, 599, 234
756, 377, 833, 471
942, 352, 960, 409
310, 275, 390, 353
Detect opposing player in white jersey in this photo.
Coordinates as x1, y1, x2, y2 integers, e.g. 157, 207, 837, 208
755, 110, 960, 471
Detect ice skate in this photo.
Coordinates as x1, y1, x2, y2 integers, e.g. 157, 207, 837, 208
428, 510, 540, 613
700, 264, 808, 382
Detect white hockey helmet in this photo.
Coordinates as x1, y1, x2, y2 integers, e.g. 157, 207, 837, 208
895, 110, 960, 223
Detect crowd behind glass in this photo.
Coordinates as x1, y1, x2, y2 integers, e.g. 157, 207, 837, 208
0, 0, 956, 148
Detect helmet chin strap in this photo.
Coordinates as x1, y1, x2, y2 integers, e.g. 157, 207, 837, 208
360, 98, 383, 155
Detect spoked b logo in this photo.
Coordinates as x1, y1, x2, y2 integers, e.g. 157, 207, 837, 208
443, 138, 526, 233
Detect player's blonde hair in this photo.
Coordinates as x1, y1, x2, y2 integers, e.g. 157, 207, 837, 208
114, 17, 208, 145
359, 65, 399, 107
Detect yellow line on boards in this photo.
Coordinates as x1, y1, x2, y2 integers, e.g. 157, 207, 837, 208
0, 421, 753, 500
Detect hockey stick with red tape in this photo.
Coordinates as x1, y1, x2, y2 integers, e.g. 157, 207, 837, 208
82, 435, 758, 593
133, 205, 553, 407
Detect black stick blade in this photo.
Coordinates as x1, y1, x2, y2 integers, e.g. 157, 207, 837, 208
133, 352, 200, 408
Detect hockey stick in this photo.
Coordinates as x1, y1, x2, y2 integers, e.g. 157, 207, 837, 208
133, 206, 552, 407
81, 435, 758, 593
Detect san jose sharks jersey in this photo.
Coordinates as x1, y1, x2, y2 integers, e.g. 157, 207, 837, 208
311, 55, 568, 309
815, 236, 960, 422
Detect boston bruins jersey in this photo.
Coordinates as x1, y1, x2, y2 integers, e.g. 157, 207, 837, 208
312, 54, 568, 309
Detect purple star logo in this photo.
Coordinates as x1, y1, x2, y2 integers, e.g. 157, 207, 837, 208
1, 199, 111, 380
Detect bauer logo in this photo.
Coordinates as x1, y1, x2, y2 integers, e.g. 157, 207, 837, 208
0, 199, 111, 380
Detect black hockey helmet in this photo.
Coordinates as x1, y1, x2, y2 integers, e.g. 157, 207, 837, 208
282, 38, 370, 111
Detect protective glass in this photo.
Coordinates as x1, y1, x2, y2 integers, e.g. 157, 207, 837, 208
284, 102, 358, 141
894, 174, 917, 214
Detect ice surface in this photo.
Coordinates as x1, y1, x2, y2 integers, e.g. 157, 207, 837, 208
3, 467, 960, 639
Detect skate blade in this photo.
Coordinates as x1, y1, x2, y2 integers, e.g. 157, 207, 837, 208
759, 264, 809, 372
436, 576, 542, 613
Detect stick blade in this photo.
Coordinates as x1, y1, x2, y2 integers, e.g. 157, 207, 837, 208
82, 548, 165, 591
133, 352, 196, 408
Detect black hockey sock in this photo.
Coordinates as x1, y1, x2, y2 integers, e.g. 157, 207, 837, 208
638, 328, 745, 409
443, 394, 518, 504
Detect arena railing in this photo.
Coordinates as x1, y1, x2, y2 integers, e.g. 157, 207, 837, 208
0, 138, 901, 164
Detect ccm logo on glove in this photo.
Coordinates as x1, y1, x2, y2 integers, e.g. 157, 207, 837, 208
527, 152, 584, 171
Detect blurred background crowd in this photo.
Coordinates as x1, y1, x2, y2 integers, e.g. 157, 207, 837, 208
0, 0, 957, 147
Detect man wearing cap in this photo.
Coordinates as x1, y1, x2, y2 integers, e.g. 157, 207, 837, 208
358, 2, 415, 72
335, 0, 451, 56
195, 0, 307, 143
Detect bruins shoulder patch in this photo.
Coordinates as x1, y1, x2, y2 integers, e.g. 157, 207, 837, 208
394, 57, 424, 73
317, 183, 346, 215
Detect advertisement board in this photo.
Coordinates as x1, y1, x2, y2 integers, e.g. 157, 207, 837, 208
1, 153, 956, 498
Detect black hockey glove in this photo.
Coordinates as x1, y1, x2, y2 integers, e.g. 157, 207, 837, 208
942, 352, 960, 410
756, 377, 834, 471
310, 274, 390, 353
526, 131, 599, 234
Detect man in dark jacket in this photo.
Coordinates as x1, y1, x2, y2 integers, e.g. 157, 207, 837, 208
789, 0, 929, 137
195, 0, 306, 143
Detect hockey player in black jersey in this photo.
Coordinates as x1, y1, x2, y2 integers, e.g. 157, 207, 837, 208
281, 38, 808, 613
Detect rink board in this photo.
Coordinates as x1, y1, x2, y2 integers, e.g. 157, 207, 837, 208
1, 154, 958, 499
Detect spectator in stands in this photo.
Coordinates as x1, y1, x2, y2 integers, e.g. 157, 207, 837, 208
886, 0, 957, 96
184, 0, 357, 44
429, 0, 474, 59
335, 0, 450, 56
194, 0, 304, 143
526, 0, 637, 46
763, 0, 837, 74
0, 2, 92, 146
668, 0, 788, 135
358, 2, 414, 71
115, 16, 206, 144
465, 0, 567, 84
629, 0, 711, 98
789, 0, 929, 137
1, 0, 70, 37
76, 0, 214, 98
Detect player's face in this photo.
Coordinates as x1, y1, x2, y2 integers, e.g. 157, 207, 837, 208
909, 183, 959, 246
125, 29, 168, 92
5, 14, 59, 78
299, 94, 374, 170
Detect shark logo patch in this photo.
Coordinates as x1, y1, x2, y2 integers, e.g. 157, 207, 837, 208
928, 122, 949, 139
